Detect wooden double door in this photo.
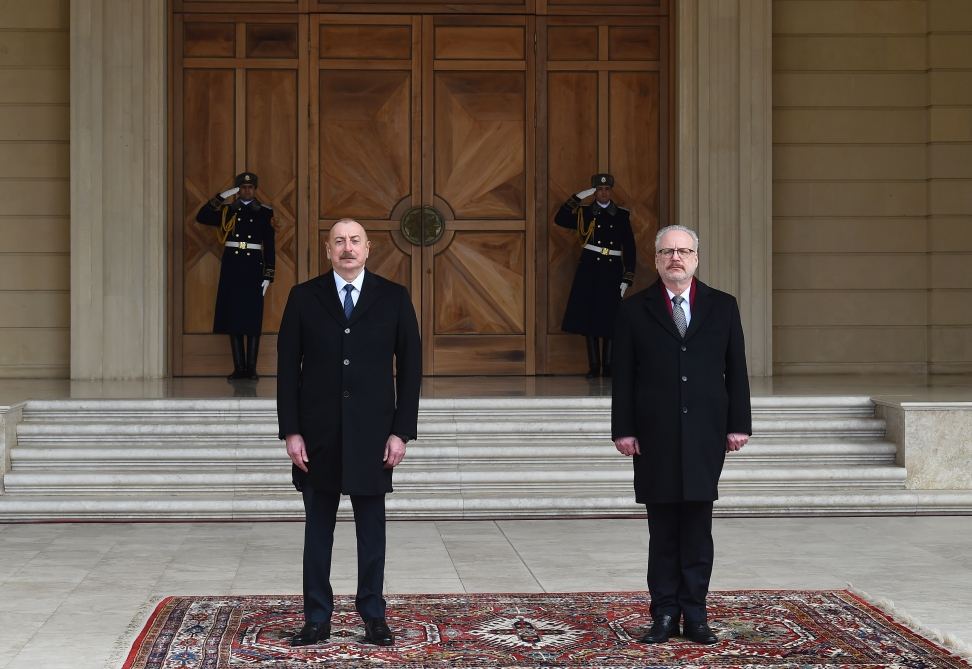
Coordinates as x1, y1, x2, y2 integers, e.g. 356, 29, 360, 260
172, 11, 668, 376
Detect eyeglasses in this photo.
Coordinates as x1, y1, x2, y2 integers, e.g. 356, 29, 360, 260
656, 248, 697, 258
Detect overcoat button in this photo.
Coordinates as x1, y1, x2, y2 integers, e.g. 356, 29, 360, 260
343, 359, 350, 365
681, 345, 687, 352
681, 376, 688, 382
342, 391, 351, 398
344, 328, 350, 334
682, 407, 689, 414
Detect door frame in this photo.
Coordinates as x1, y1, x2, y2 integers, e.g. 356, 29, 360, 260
168, 6, 673, 376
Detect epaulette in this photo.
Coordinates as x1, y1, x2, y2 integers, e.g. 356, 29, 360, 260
261, 203, 273, 210
617, 206, 630, 212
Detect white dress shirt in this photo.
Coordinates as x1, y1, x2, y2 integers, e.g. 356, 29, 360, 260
334, 269, 365, 307
665, 285, 692, 327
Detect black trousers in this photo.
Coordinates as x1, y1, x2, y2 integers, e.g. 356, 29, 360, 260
645, 501, 714, 623
301, 487, 386, 624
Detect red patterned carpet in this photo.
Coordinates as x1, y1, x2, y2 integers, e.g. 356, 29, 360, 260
121, 590, 969, 668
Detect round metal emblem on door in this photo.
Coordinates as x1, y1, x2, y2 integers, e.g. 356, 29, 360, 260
400, 206, 445, 246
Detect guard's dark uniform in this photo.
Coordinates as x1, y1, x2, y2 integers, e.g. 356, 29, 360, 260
196, 197, 276, 335
554, 196, 636, 337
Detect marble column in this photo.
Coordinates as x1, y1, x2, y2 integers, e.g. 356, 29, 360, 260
677, 0, 773, 376
70, 0, 166, 379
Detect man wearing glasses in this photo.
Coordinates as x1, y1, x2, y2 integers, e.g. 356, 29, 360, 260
611, 225, 752, 645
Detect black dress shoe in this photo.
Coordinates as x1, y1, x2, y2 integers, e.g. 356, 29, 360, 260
290, 621, 330, 647
639, 614, 680, 644
363, 618, 394, 646
683, 620, 718, 645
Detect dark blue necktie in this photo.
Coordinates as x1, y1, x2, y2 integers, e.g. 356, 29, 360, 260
343, 284, 354, 319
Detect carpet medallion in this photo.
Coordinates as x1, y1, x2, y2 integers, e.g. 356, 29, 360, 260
121, 590, 969, 668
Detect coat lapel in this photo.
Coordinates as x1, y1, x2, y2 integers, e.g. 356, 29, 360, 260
309, 271, 347, 325
683, 280, 714, 341
347, 269, 383, 326
643, 280, 683, 341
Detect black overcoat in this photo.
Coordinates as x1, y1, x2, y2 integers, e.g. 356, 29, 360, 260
553, 198, 636, 337
611, 279, 752, 503
196, 198, 276, 335
276, 269, 422, 495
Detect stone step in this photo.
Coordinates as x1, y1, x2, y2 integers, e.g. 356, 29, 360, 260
1, 489, 971, 522
2, 464, 906, 496
8, 440, 898, 469
19, 396, 879, 423
1, 394, 915, 521
15, 417, 886, 443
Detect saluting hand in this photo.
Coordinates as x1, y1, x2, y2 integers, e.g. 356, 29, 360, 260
726, 432, 749, 452
614, 436, 641, 457
384, 434, 407, 469
285, 434, 309, 472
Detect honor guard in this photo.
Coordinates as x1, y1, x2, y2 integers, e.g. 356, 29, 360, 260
196, 171, 276, 380
554, 173, 636, 377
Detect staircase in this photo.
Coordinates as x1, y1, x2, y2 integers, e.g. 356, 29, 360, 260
0, 396, 967, 521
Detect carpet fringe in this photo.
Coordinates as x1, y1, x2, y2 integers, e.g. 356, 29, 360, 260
848, 583, 972, 663
103, 595, 168, 669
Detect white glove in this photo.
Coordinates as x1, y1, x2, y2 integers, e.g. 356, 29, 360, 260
620, 282, 628, 298
219, 186, 240, 200
261, 280, 270, 296
574, 187, 596, 200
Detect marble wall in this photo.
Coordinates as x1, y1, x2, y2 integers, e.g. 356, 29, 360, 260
0, 1, 70, 377
773, 0, 972, 374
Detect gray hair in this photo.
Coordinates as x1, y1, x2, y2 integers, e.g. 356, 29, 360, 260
655, 225, 700, 251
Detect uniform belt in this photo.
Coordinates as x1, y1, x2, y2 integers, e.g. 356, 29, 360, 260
583, 243, 622, 257
225, 241, 263, 250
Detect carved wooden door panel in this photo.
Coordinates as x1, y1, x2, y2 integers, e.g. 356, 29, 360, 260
309, 14, 422, 319
174, 8, 667, 377
423, 16, 536, 375
173, 15, 307, 376
538, 16, 669, 374
311, 15, 535, 375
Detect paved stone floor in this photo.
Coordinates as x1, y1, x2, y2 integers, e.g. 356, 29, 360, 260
0, 516, 970, 668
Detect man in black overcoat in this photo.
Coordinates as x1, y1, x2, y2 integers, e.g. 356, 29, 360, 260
196, 171, 275, 380
611, 224, 751, 645
553, 173, 636, 377
277, 219, 422, 648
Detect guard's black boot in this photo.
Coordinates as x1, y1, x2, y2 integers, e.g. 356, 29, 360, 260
227, 335, 247, 380
601, 338, 613, 377
245, 334, 261, 380
585, 336, 600, 378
